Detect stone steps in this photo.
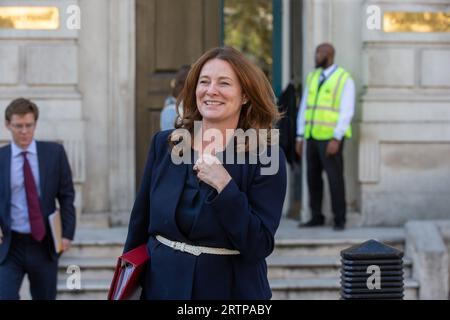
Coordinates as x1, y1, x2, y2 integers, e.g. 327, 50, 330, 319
273, 238, 405, 257
269, 222, 418, 299
58, 257, 116, 281
57, 279, 111, 300
53, 228, 126, 299
270, 278, 419, 300
62, 242, 124, 259
19, 220, 421, 300
267, 255, 412, 279
58, 256, 414, 281
55, 254, 415, 300
56, 278, 420, 300
58, 255, 413, 282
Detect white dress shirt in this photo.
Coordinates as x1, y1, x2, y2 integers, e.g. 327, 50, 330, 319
10, 140, 41, 234
296, 64, 355, 140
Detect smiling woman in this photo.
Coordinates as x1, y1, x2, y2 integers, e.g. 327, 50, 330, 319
173, 46, 279, 152
196, 58, 245, 129
123, 47, 287, 300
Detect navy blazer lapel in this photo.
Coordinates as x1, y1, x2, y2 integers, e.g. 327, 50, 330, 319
0, 145, 11, 211
36, 141, 47, 198
155, 153, 188, 241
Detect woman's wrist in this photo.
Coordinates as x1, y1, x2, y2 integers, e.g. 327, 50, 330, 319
216, 175, 232, 193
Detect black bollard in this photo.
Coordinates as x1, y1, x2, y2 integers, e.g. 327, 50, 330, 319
340, 239, 404, 299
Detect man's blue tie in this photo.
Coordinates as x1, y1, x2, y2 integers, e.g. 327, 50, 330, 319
318, 72, 326, 89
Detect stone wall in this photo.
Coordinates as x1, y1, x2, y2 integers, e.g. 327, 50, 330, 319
406, 220, 450, 299
300, 0, 450, 226
0, 0, 136, 223
359, 0, 450, 225
0, 0, 84, 220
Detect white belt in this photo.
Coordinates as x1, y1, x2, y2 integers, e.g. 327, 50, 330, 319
155, 235, 240, 257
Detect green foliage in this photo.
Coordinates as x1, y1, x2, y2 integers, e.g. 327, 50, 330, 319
223, 0, 273, 80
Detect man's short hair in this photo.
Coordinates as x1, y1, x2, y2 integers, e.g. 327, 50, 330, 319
5, 98, 39, 122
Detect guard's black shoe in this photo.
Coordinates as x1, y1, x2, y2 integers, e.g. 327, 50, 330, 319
333, 223, 345, 231
298, 219, 324, 228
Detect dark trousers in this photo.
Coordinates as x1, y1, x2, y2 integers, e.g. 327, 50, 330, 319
0, 232, 58, 300
306, 138, 346, 225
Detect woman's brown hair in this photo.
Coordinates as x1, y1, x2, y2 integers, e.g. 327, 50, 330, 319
170, 46, 280, 151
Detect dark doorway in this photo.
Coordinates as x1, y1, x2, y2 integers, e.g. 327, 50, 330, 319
135, 0, 221, 187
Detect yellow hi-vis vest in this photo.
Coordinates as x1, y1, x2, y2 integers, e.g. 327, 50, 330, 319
304, 66, 352, 140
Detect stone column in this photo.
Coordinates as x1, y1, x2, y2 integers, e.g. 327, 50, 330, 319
107, 0, 136, 224
300, 0, 362, 225
78, 0, 135, 225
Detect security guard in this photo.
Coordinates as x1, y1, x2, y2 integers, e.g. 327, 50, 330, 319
296, 43, 355, 231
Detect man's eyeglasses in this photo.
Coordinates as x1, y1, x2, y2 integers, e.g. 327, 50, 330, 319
9, 123, 35, 131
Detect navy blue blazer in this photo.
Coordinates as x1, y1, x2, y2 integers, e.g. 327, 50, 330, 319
124, 130, 287, 299
0, 141, 76, 263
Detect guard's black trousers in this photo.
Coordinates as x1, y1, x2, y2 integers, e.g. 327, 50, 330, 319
306, 138, 346, 225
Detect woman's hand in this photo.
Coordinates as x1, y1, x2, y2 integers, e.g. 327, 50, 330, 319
193, 154, 231, 193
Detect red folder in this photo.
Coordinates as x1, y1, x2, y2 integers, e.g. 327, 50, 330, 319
108, 244, 150, 300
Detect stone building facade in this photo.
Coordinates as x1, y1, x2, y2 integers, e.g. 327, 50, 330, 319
0, 0, 448, 226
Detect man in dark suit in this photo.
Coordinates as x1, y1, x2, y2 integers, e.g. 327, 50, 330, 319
0, 98, 76, 300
